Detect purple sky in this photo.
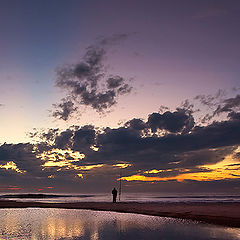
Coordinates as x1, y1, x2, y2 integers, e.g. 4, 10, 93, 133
0, 0, 240, 193
0, 0, 239, 142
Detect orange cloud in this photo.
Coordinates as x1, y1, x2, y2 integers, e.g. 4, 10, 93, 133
0, 161, 26, 174
120, 147, 240, 182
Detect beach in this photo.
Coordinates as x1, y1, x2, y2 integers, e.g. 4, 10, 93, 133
0, 200, 239, 228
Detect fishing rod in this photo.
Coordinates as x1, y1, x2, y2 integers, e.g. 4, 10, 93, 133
119, 168, 122, 202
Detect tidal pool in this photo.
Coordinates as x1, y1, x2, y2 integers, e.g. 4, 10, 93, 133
0, 208, 239, 240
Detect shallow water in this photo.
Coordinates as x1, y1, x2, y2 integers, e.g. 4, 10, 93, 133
0, 208, 239, 240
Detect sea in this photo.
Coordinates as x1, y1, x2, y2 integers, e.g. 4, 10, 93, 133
1, 192, 240, 203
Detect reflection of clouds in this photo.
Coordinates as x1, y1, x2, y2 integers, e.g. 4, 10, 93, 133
41, 217, 84, 239
4, 212, 19, 237
0, 209, 86, 240
90, 224, 99, 240
0, 209, 240, 240
224, 228, 240, 239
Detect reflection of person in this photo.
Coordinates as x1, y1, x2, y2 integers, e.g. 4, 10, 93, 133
112, 187, 118, 203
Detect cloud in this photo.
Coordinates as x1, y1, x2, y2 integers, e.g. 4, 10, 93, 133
84, 111, 240, 184
0, 143, 42, 177
52, 98, 77, 121
193, 91, 240, 123
170, 147, 235, 169
38, 107, 240, 172
72, 125, 96, 152
228, 111, 240, 120
214, 95, 240, 115
125, 118, 147, 131
54, 129, 73, 149
4, 94, 240, 192
147, 108, 194, 134
97, 33, 133, 46
194, 89, 225, 109
52, 34, 133, 120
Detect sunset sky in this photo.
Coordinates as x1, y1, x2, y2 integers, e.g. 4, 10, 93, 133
0, 0, 240, 193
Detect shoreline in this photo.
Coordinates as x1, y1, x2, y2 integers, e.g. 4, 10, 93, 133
0, 200, 240, 228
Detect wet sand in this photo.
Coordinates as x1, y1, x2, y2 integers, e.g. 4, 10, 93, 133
0, 200, 240, 227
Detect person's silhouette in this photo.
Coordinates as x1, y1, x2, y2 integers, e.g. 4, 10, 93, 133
112, 187, 118, 203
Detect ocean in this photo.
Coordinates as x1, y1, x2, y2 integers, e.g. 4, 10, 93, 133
1, 192, 240, 203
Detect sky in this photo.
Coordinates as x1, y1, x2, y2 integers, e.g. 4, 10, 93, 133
0, 0, 240, 193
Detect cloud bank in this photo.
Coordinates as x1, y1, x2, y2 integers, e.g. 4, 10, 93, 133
1, 92, 240, 193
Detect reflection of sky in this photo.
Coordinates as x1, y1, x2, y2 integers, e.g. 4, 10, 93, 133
0, 208, 240, 240
1, 0, 240, 143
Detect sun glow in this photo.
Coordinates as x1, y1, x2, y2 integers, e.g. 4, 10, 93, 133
113, 163, 132, 169
37, 148, 85, 162
37, 148, 104, 177
120, 147, 240, 182
144, 169, 172, 174
90, 145, 99, 151
0, 161, 26, 174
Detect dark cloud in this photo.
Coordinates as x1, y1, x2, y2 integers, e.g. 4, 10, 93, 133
89, 112, 240, 174
227, 163, 240, 167
214, 94, 240, 115
196, 94, 240, 123
54, 129, 73, 149
194, 89, 225, 108
53, 34, 133, 120
191, 91, 240, 124
124, 118, 147, 131
0, 143, 42, 175
32, 125, 97, 155
52, 98, 77, 121
147, 108, 194, 134
3, 105, 240, 192
38, 128, 59, 143
228, 111, 240, 120
171, 147, 235, 169
107, 76, 124, 89
37, 108, 240, 171
72, 125, 96, 152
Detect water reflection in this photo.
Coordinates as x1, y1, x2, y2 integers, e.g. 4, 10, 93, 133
0, 208, 239, 240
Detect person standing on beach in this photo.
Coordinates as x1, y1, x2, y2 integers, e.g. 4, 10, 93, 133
112, 187, 118, 203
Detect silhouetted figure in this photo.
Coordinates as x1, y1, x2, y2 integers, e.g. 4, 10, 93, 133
112, 187, 118, 203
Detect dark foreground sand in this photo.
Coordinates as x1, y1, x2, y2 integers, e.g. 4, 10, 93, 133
0, 200, 240, 228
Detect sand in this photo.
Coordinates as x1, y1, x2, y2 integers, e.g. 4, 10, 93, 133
0, 200, 240, 228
